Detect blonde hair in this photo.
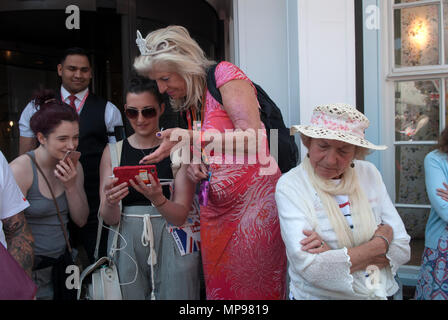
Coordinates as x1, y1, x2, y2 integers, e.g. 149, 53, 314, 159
133, 25, 215, 112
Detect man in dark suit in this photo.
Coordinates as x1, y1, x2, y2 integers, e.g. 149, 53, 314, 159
19, 47, 123, 264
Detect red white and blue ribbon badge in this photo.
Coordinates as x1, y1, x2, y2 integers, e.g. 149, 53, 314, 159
166, 196, 201, 256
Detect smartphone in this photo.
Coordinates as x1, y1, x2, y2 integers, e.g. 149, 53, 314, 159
113, 165, 159, 185
62, 150, 81, 166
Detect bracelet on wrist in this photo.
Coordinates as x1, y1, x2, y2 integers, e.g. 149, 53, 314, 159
153, 197, 167, 208
371, 235, 390, 255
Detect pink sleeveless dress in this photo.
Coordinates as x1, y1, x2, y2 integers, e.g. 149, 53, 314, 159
200, 61, 286, 299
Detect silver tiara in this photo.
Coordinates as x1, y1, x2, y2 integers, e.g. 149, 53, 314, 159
136, 30, 176, 56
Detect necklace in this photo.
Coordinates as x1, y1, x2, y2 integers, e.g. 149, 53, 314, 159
139, 148, 149, 158
136, 143, 153, 159
132, 139, 155, 159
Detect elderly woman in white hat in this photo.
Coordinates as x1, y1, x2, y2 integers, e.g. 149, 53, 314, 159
275, 104, 411, 300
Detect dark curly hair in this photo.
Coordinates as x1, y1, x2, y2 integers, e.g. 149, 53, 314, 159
30, 89, 79, 137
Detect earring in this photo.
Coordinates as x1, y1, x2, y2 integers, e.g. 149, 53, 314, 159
350, 162, 355, 168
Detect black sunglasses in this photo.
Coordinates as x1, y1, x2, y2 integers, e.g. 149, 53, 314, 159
125, 107, 157, 119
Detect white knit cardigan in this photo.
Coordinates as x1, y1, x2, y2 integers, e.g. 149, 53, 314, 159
275, 160, 411, 300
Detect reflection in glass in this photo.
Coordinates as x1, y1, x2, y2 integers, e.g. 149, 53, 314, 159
394, 5, 439, 67
395, 145, 436, 205
444, 1, 448, 64
395, 80, 440, 142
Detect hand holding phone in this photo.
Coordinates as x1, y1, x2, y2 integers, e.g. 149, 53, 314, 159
127, 167, 166, 207
113, 165, 159, 186
55, 151, 81, 188
104, 177, 129, 206
62, 150, 81, 167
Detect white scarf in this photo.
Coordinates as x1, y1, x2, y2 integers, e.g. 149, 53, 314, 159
300, 158, 393, 299
302, 157, 377, 248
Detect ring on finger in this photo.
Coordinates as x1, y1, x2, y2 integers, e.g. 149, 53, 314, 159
320, 240, 325, 248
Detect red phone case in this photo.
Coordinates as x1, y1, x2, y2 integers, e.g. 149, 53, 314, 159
113, 165, 158, 185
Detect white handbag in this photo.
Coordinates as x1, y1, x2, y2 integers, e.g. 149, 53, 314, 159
91, 264, 121, 299
78, 256, 122, 300
77, 142, 124, 300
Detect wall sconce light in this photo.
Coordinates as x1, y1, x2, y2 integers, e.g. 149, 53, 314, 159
409, 18, 429, 49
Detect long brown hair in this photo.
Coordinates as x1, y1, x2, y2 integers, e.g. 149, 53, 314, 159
438, 127, 448, 154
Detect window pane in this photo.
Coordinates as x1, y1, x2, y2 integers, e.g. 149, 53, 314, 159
395, 0, 426, 3
445, 1, 448, 65
446, 79, 448, 125
394, 5, 440, 67
395, 80, 440, 142
396, 207, 429, 266
395, 144, 436, 205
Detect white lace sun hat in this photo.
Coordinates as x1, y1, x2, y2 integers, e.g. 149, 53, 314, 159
291, 103, 387, 150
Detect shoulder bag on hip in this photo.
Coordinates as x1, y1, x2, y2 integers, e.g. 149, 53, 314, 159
77, 141, 123, 300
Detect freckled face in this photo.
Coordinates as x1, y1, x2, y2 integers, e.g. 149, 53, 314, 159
148, 70, 187, 99
308, 138, 356, 179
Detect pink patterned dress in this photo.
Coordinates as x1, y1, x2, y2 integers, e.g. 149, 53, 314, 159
200, 61, 286, 299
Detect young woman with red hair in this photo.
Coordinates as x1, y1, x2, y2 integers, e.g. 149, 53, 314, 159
9, 90, 89, 299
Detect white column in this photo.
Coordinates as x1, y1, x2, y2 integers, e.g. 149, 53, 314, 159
232, 0, 299, 129
297, 0, 356, 159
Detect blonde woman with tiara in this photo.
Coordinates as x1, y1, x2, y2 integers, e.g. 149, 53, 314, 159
133, 25, 286, 299
275, 104, 411, 300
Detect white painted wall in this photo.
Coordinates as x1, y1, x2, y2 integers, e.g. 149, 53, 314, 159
232, 0, 299, 129
297, 0, 356, 159
232, 0, 356, 160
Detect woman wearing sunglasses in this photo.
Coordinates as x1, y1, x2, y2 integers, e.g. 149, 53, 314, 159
98, 77, 201, 300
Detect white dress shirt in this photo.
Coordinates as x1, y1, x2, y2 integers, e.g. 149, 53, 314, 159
19, 86, 123, 143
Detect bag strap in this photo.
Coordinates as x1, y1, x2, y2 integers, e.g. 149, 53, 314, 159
206, 62, 262, 115
108, 141, 123, 258
206, 63, 222, 105
26, 153, 72, 254
94, 140, 123, 260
